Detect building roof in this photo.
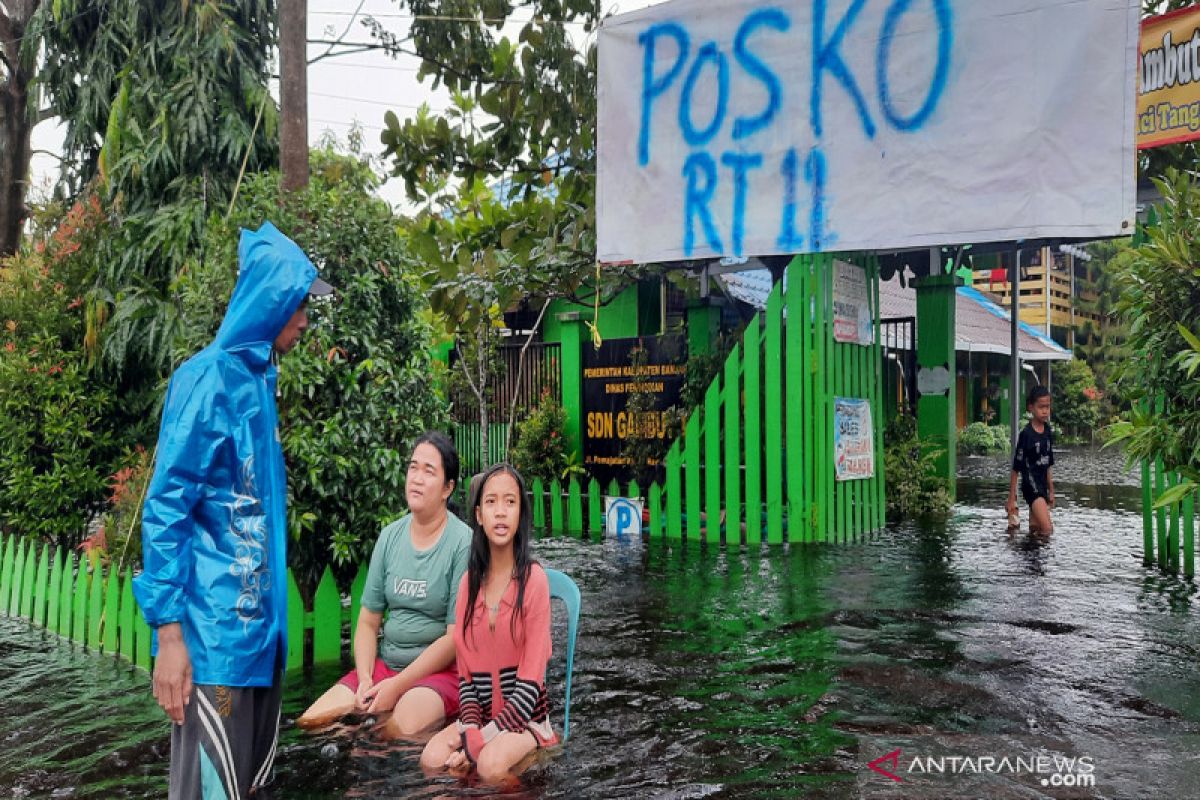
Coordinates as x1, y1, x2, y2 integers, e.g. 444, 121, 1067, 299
720, 269, 1072, 362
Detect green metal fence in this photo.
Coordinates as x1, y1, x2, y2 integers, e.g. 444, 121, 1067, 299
656, 254, 886, 544
1142, 460, 1197, 578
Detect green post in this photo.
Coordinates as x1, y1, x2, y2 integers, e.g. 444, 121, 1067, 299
103, 567, 120, 653
915, 274, 960, 500
724, 344, 741, 544
1142, 460, 1153, 565
666, 443, 683, 539
785, 259, 804, 541
1168, 473, 1181, 572
119, 568, 136, 662
313, 567, 341, 664
685, 413, 701, 541
33, 544, 49, 628
550, 478, 563, 532
135, 608, 152, 671
744, 316, 762, 546
557, 315, 585, 465
649, 482, 663, 538
20, 539, 36, 619
88, 562, 104, 650
588, 478, 602, 532
765, 286, 784, 543
1184, 489, 1195, 579
1155, 459, 1167, 569
532, 478, 545, 529
704, 380, 721, 544
0, 535, 12, 614
59, 552, 74, 637
72, 558, 88, 644
814, 257, 830, 542
286, 571, 304, 670
9, 537, 25, 615
47, 549, 63, 635
687, 302, 721, 357
568, 478, 584, 533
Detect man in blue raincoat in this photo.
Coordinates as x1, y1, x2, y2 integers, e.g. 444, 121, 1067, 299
134, 222, 332, 799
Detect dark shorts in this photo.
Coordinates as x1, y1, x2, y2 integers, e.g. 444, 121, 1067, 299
337, 657, 460, 717
1022, 487, 1049, 507
169, 678, 282, 800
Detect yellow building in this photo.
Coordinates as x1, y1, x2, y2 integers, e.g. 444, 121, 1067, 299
970, 245, 1098, 348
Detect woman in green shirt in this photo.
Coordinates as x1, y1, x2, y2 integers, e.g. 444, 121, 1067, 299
298, 432, 471, 737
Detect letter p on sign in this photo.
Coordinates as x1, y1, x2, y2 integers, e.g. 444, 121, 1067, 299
605, 497, 644, 538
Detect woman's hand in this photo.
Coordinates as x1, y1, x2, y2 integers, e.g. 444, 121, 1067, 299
353, 674, 375, 710
445, 748, 470, 777
362, 675, 406, 713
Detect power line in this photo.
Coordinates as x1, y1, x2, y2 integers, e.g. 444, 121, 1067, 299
311, 60, 421, 72
310, 90, 446, 111
311, 117, 386, 131
309, 9, 588, 26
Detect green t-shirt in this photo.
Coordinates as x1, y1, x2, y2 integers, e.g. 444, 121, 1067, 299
360, 512, 471, 670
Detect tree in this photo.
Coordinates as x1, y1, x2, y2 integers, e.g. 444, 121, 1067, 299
1109, 169, 1200, 502
0, 0, 42, 257
25, 0, 278, 378
1075, 240, 1130, 420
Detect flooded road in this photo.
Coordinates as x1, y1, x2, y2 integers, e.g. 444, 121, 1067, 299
2, 446, 1197, 798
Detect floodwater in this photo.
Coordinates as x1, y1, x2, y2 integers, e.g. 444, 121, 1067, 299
3, 447, 1198, 799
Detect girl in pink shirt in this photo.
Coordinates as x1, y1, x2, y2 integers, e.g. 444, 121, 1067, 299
420, 463, 558, 784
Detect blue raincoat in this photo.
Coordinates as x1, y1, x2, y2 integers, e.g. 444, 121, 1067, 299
134, 222, 317, 687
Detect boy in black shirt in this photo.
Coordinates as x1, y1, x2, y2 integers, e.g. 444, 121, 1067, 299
1007, 385, 1055, 534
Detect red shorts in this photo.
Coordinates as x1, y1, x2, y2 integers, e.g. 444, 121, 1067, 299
338, 657, 460, 718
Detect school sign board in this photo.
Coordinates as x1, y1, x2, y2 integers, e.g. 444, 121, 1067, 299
1138, 4, 1200, 149
597, 0, 1140, 265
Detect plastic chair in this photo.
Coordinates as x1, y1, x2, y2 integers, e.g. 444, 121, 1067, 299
544, 567, 580, 741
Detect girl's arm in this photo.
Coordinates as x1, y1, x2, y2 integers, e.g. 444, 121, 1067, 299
1046, 467, 1055, 507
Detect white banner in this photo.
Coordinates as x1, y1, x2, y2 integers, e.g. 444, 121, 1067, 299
833, 260, 873, 345
597, 0, 1139, 265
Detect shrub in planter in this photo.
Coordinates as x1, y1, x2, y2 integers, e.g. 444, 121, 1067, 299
885, 414, 953, 520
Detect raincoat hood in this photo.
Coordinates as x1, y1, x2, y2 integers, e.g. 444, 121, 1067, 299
215, 222, 318, 365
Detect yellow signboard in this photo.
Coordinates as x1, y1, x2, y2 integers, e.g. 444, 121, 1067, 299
1138, 5, 1200, 149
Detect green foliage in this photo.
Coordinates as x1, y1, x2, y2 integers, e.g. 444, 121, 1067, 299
1050, 359, 1101, 443
0, 334, 120, 546
25, 0, 277, 383
97, 445, 153, 573
0, 201, 153, 548
509, 389, 571, 484
884, 415, 952, 520
1075, 240, 1131, 420
1107, 169, 1200, 500
179, 146, 448, 591
958, 422, 1009, 456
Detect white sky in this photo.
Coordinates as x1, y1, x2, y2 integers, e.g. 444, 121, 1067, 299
27, 0, 663, 212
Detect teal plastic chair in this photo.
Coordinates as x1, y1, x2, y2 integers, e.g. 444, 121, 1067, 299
544, 567, 580, 741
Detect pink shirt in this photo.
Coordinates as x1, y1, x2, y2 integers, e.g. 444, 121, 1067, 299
454, 562, 552, 734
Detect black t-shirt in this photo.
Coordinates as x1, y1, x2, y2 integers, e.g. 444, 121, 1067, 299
1013, 422, 1055, 499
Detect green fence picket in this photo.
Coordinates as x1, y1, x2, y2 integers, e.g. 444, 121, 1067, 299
628, 479, 641, 502
0, 535, 12, 614
588, 479, 602, 532
9, 538, 26, 616
47, 549, 63, 634
1184, 489, 1195, 578
568, 478, 584, 533
350, 563, 368, 636
1154, 459, 1167, 569
32, 544, 50, 627
72, 558, 88, 644
1141, 460, 1153, 564
666, 442, 682, 539
549, 479, 563, 532
744, 316, 762, 546
312, 567, 341, 665
119, 568, 136, 662
88, 562, 105, 651
649, 482, 663, 538
685, 413, 701, 541
103, 566, 120, 653
605, 479, 620, 500
59, 552, 75, 637
19, 539, 36, 619
532, 478, 545, 529
704, 380, 721, 544
135, 607, 152, 671
785, 259, 804, 542
1168, 473, 1181, 572
286, 571, 304, 671
872, 258, 885, 534
765, 285, 784, 543
724, 344, 741, 545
